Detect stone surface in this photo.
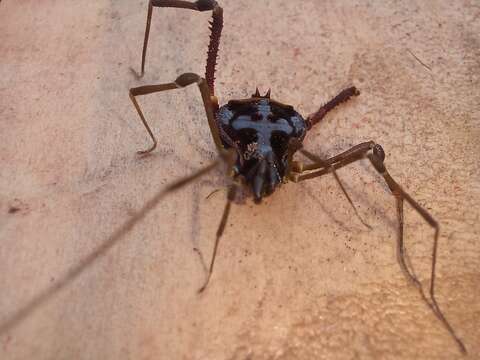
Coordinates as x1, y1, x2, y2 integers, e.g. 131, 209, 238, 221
1, 0, 479, 359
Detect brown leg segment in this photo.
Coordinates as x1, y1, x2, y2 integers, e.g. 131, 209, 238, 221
139, 0, 223, 97
129, 72, 223, 154
166, 147, 237, 293
307, 86, 360, 129
0, 155, 224, 336
296, 148, 371, 229
197, 184, 236, 293
290, 142, 466, 354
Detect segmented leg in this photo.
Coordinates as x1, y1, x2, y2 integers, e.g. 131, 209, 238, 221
140, 0, 223, 97
197, 184, 237, 293
289, 142, 466, 354
129, 72, 223, 154
307, 86, 360, 129
0, 152, 226, 335
163, 146, 237, 294
164, 147, 237, 295
292, 146, 371, 229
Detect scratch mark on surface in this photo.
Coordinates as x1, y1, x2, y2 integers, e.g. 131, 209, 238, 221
407, 48, 432, 72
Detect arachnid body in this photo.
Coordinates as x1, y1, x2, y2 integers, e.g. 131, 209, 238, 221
128, 0, 466, 353
217, 93, 309, 200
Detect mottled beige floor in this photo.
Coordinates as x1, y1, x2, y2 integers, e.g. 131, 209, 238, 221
1, 1, 479, 359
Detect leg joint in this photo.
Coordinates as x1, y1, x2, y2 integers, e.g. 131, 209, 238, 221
372, 143, 385, 162
367, 143, 387, 173
175, 73, 202, 87
196, 0, 218, 11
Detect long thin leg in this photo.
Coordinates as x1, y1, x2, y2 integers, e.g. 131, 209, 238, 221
165, 156, 221, 193
140, 0, 223, 97
291, 141, 376, 179
306, 86, 360, 129
290, 142, 467, 354
197, 184, 236, 293
0, 154, 223, 336
129, 72, 223, 154
141, 1, 199, 78
297, 148, 371, 229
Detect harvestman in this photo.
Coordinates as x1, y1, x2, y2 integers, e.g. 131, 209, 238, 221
128, 0, 466, 353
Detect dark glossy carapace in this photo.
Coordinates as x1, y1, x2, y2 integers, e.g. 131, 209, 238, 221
216, 90, 307, 202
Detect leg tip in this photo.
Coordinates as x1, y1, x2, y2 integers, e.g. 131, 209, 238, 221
136, 142, 157, 156
137, 148, 153, 156
197, 279, 210, 294
129, 67, 144, 80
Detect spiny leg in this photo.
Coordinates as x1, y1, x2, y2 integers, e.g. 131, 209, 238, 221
129, 72, 223, 154
139, 0, 223, 96
307, 86, 360, 129
289, 142, 466, 354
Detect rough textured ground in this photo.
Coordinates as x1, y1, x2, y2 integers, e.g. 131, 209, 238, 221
1, 0, 479, 359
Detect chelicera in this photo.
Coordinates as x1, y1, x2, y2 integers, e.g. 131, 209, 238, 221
128, 0, 466, 353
